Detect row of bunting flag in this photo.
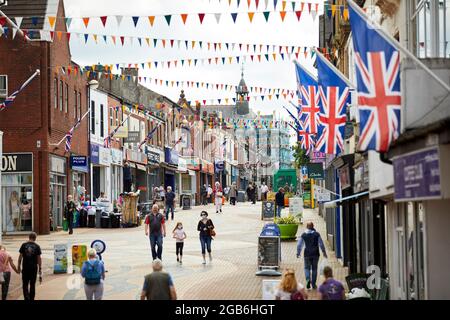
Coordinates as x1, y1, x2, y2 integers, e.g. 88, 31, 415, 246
290, 0, 402, 155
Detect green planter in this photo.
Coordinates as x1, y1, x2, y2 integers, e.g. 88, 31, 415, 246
277, 224, 299, 241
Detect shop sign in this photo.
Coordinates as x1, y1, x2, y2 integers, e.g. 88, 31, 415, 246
313, 185, 332, 202
338, 164, 351, 190
50, 155, 66, 174
215, 160, 224, 172
111, 149, 123, 166
70, 156, 88, 173
126, 149, 147, 165
1, 153, 32, 172
125, 131, 140, 143
99, 146, 111, 166
90, 144, 100, 165
311, 152, 326, 163
178, 158, 188, 172
164, 147, 179, 166
112, 126, 128, 138
186, 157, 200, 170
145, 146, 162, 165
394, 147, 441, 201
307, 163, 324, 180
207, 163, 214, 175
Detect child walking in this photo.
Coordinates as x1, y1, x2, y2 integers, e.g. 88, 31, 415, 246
172, 222, 187, 264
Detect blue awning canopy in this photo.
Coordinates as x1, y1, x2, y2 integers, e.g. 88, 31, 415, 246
324, 191, 369, 205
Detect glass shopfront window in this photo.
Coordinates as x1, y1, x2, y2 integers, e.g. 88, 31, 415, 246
49, 155, 67, 231
1, 173, 33, 233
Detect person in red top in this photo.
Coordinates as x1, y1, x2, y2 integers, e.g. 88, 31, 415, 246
214, 182, 223, 214
144, 204, 166, 260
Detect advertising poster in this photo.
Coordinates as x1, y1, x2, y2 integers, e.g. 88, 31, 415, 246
289, 198, 304, 217
262, 280, 281, 300
72, 245, 88, 273
53, 244, 68, 274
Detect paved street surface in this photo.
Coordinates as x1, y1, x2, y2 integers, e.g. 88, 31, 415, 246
2, 202, 348, 300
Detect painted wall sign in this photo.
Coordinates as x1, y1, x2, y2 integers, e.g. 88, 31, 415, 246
1, 153, 32, 172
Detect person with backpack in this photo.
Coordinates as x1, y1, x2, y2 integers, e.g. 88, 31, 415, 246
81, 249, 106, 300
275, 268, 308, 300
145, 204, 167, 260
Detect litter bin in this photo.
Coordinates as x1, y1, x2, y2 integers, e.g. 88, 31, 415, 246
101, 216, 110, 228
110, 213, 122, 228
79, 208, 88, 228
95, 209, 103, 228
237, 191, 246, 203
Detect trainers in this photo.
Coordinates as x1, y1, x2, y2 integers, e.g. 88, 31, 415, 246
306, 281, 311, 290
216, 211, 219, 214
220, 209, 222, 213
209, 253, 212, 262
202, 260, 206, 265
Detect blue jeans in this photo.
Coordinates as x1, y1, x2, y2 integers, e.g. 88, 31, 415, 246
200, 235, 212, 255
149, 234, 163, 260
304, 256, 319, 286
165, 204, 174, 220
276, 205, 283, 217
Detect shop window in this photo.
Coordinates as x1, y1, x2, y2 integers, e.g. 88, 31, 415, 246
91, 101, 95, 134
54, 77, 58, 109
100, 104, 105, 138
59, 80, 64, 111
1, 173, 33, 233
78, 92, 82, 119
65, 83, 69, 113
74, 90, 77, 119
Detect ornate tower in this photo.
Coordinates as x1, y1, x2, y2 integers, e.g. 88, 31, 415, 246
236, 65, 249, 116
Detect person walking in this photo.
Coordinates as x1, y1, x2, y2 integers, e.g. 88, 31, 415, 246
275, 188, 285, 218
214, 182, 223, 214
81, 249, 106, 300
246, 183, 256, 204
18, 232, 42, 300
200, 184, 207, 205
172, 222, 187, 264
0, 245, 19, 300
275, 268, 308, 300
318, 266, 346, 300
145, 204, 167, 260
296, 222, 328, 290
141, 259, 177, 300
207, 185, 213, 204
229, 182, 237, 205
159, 185, 165, 202
64, 195, 77, 235
261, 182, 269, 201
197, 211, 215, 264
165, 186, 176, 221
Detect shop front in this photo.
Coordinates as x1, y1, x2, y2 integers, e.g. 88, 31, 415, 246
70, 155, 88, 203
125, 149, 148, 202
91, 143, 111, 201
186, 156, 200, 205
178, 157, 196, 205
110, 148, 123, 203
145, 146, 164, 199
163, 147, 179, 192
49, 154, 67, 231
1, 153, 33, 234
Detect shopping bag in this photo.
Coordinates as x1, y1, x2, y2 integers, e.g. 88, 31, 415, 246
319, 258, 329, 276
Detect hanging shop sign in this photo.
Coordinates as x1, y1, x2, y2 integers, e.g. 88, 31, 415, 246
186, 156, 200, 171
394, 147, 442, 202
307, 163, 324, 180
1, 153, 33, 173
124, 131, 140, 143
112, 126, 128, 138
90, 144, 100, 165
70, 156, 88, 173
164, 147, 179, 167
313, 185, 332, 202
215, 160, 224, 172
178, 157, 188, 172
125, 149, 147, 165
310, 152, 327, 163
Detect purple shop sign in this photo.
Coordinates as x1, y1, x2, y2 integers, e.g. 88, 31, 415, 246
311, 151, 327, 163
393, 147, 441, 202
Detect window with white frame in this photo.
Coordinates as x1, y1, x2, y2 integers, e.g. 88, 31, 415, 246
0, 75, 7, 99
414, 0, 450, 58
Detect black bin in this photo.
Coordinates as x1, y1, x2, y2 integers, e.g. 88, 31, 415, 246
87, 215, 95, 228
110, 214, 121, 228
78, 209, 88, 228
100, 216, 110, 228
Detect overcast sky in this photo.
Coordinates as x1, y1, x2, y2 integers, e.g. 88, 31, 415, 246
64, 0, 324, 119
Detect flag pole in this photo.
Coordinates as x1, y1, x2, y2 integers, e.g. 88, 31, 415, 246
347, 0, 450, 93
50, 109, 90, 146
0, 69, 40, 111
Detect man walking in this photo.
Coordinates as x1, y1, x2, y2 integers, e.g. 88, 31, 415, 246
261, 182, 269, 201
200, 184, 207, 205
18, 232, 42, 300
164, 186, 176, 221
296, 222, 328, 290
145, 204, 166, 260
141, 259, 177, 300
64, 195, 77, 235
229, 182, 237, 205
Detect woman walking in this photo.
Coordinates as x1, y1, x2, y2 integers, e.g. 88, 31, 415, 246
172, 222, 187, 264
275, 268, 308, 300
0, 245, 19, 300
229, 182, 237, 205
214, 182, 223, 214
197, 211, 215, 264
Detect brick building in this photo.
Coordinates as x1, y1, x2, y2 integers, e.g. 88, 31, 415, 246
0, 0, 89, 235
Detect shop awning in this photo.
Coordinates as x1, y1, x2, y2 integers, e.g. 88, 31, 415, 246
323, 191, 369, 208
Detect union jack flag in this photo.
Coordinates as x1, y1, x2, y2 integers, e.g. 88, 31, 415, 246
315, 51, 351, 155
298, 128, 315, 152
65, 118, 82, 152
295, 62, 321, 135
348, 0, 402, 152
